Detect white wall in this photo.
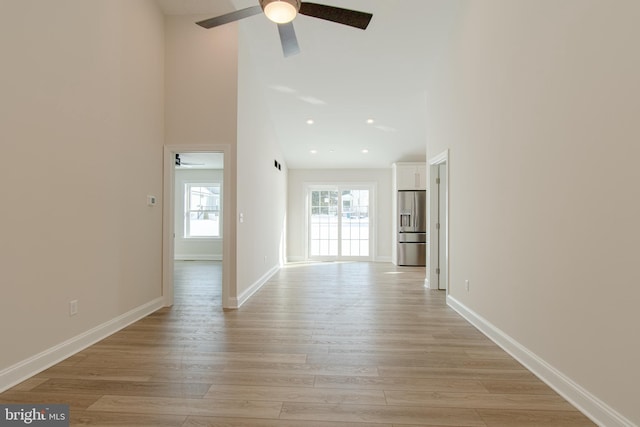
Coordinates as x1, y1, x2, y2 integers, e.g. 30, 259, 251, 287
174, 169, 224, 260
424, 1, 640, 424
236, 25, 288, 302
0, 0, 164, 374
164, 12, 238, 146
164, 10, 239, 298
165, 9, 288, 304
287, 169, 393, 262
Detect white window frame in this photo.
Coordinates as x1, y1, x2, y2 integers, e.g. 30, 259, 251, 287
184, 182, 222, 239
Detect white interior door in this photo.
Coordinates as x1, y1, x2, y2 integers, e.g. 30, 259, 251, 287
437, 164, 447, 290
428, 150, 449, 291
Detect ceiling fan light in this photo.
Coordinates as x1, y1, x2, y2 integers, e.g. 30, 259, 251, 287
261, 0, 300, 24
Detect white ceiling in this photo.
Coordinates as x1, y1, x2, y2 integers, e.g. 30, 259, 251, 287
157, 0, 447, 169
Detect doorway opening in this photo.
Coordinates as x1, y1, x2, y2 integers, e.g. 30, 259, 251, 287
162, 145, 232, 309
173, 153, 223, 308
429, 150, 449, 292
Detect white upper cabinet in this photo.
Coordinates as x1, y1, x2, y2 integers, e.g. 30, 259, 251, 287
394, 163, 426, 190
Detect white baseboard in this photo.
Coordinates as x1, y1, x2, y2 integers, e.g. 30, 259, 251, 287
424, 278, 431, 289
230, 264, 280, 309
174, 255, 222, 261
446, 295, 636, 427
0, 297, 165, 393
286, 257, 394, 263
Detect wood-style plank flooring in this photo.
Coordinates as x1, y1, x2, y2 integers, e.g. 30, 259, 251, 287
0, 261, 595, 426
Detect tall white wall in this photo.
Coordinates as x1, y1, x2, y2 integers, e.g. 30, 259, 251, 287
287, 169, 393, 262
165, 8, 288, 303
236, 26, 288, 300
0, 0, 164, 371
164, 10, 239, 298
164, 12, 238, 146
424, 1, 640, 424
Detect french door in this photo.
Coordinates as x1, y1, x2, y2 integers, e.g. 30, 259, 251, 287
308, 185, 372, 260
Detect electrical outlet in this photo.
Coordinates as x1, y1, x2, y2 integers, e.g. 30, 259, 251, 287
465, 280, 470, 292
69, 300, 78, 316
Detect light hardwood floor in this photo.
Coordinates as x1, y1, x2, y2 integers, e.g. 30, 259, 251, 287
0, 261, 595, 426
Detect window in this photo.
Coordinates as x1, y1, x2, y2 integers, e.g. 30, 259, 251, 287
185, 183, 221, 237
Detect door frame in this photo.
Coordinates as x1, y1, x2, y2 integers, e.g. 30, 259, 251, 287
162, 144, 233, 308
428, 149, 449, 292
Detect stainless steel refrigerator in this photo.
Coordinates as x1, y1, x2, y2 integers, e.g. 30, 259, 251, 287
397, 190, 426, 266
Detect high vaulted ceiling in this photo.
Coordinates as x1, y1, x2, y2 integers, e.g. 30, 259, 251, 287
157, 0, 454, 169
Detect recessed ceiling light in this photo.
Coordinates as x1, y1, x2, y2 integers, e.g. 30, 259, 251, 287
310, 150, 318, 154
367, 119, 375, 124
306, 119, 314, 125
362, 149, 369, 154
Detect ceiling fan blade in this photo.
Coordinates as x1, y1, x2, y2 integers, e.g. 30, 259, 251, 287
278, 22, 301, 57
196, 5, 262, 29
299, 2, 372, 30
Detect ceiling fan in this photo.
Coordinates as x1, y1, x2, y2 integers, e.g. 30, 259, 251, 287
196, 0, 373, 57
175, 154, 204, 167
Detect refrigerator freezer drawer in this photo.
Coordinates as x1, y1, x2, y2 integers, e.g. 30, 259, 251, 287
397, 242, 426, 266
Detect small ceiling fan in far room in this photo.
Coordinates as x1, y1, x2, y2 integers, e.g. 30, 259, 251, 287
196, 0, 373, 57
175, 154, 204, 167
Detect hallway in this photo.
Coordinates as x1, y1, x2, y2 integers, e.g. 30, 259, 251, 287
0, 262, 594, 426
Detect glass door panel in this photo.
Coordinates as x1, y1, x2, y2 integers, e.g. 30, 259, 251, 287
310, 190, 338, 257
341, 189, 369, 257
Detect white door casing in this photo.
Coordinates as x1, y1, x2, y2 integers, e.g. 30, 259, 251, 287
428, 150, 449, 292
162, 144, 233, 308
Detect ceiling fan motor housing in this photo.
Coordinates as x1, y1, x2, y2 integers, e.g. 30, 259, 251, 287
260, 0, 302, 23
